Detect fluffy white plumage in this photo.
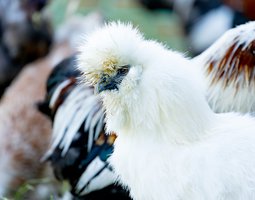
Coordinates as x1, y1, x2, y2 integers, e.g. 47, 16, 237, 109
78, 22, 255, 200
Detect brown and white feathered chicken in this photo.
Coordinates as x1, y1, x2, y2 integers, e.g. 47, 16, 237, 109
77, 22, 255, 200
0, 41, 72, 198
193, 21, 255, 113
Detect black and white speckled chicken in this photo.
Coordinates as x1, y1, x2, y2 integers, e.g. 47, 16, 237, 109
39, 56, 131, 200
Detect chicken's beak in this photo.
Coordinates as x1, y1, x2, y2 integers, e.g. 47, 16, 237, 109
96, 74, 118, 94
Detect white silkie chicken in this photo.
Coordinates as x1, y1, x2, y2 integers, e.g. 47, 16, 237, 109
193, 21, 255, 113
78, 22, 255, 200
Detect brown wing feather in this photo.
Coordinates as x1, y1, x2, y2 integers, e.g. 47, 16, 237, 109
206, 39, 255, 89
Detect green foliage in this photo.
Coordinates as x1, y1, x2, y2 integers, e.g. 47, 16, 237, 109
1, 178, 56, 200
46, 0, 187, 51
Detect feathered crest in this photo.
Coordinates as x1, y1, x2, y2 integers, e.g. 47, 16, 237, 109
77, 21, 143, 86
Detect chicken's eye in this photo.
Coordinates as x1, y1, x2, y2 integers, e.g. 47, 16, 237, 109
117, 65, 130, 75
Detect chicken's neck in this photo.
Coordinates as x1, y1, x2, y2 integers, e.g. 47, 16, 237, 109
103, 84, 216, 145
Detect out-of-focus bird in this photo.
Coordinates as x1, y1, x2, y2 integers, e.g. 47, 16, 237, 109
138, 0, 255, 55
39, 56, 131, 200
174, 0, 255, 55
0, 46, 66, 198
0, 9, 102, 199
173, 0, 252, 54
0, 35, 72, 199
0, 0, 52, 96
78, 22, 255, 200
193, 21, 255, 113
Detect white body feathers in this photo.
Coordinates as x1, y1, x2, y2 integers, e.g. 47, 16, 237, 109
78, 22, 255, 200
112, 113, 255, 200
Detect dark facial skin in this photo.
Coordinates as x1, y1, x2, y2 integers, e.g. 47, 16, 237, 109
96, 65, 130, 93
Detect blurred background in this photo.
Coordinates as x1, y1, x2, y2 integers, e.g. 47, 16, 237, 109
0, 0, 254, 199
